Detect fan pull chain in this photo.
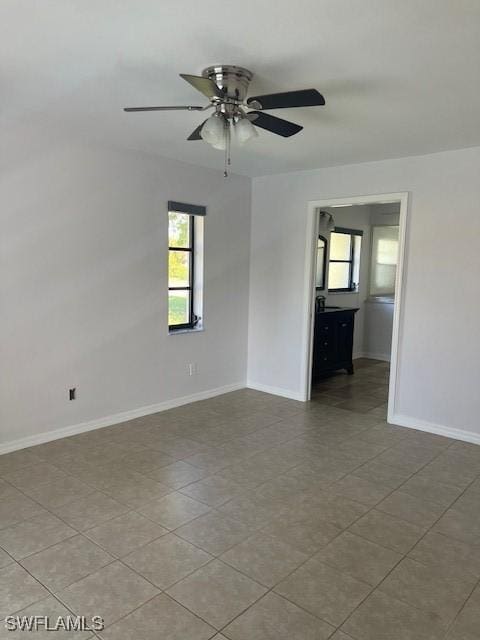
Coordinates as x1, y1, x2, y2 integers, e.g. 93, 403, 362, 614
224, 120, 231, 178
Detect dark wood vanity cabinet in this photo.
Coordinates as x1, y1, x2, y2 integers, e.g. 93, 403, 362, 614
312, 308, 359, 382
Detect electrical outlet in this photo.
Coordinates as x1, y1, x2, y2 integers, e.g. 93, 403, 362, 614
69, 388, 76, 401
187, 363, 197, 376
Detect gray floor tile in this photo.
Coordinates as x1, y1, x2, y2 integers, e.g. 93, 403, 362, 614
179, 475, 246, 507
221, 532, 309, 587
349, 509, 426, 554
330, 474, 393, 506
0, 477, 27, 499
167, 559, 267, 629
433, 499, 480, 546
374, 444, 438, 474
0, 493, 47, 530
418, 454, 480, 489
120, 449, 175, 474
183, 449, 235, 473
138, 492, 211, 529
23, 476, 95, 509
217, 494, 278, 530
175, 511, 252, 556
123, 533, 212, 589
0, 563, 48, 617
445, 585, 480, 640
148, 436, 210, 459
400, 475, 463, 509
314, 530, 402, 586
84, 511, 168, 557
409, 530, 480, 579
379, 557, 476, 627
377, 490, 445, 528
99, 473, 173, 507
0, 512, 76, 560
21, 534, 113, 591
223, 592, 335, 639
99, 593, 215, 640
0, 595, 94, 639
342, 589, 448, 640
0, 450, 42, 476
58, 561, 159, 627
261, 514, 342, 555
297, 492, 369, 530
275, 557, 372, 626
3, 374, 480, 640
52, 491, 129, 531
0, 548, 13, 569
4, 463, 69, 491
147, 460, 210, 489
351, 460, 411, 489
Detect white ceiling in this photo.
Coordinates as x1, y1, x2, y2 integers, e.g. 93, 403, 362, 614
2, 0, 480, 177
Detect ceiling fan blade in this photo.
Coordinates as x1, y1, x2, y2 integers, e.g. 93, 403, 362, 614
180, 74, 223, 100
187, 120, 207, 140
124, 105, 205, 112
247, 89, 325, 110
247, 111, 303, 137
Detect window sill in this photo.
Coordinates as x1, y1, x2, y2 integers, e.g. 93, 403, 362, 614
169, 326, 204, 336
328, 290, 360, 295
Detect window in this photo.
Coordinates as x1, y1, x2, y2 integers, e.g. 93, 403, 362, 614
369, 225, 399, 297
328, 228, 363, 292
168, 201, 205, 331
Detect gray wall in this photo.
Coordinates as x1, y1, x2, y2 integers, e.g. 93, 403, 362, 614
1, 135, 251, 448
247, 146, 480, 441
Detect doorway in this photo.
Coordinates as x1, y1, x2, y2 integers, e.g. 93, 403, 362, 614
301, 193, 409, 423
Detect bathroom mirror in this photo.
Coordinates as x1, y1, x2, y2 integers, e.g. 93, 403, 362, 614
316, 235, 327, 290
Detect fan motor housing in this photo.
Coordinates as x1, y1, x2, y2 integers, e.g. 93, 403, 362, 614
202, 65, 253, 103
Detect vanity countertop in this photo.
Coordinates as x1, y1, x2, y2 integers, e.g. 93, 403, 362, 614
317, 306, 359, 314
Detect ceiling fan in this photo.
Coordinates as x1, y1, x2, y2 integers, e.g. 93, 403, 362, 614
124, 65, 325, 175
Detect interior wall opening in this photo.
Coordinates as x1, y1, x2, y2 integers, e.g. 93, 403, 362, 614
305, 194, 408, 422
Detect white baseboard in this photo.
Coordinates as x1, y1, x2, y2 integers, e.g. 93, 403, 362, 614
246, 381, 305, 402
0, 382, 245, 455
390, 413, 480, 446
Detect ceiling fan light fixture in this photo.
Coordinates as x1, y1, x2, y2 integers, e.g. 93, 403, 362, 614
320, 211, 336, 232
124, 65, 326, 175
235, 117, 258, 145
200, 113, 226, 147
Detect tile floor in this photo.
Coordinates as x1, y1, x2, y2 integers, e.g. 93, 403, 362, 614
1, 359, 480, 639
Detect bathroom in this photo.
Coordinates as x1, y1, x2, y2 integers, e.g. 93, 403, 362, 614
311, 202, 400, 414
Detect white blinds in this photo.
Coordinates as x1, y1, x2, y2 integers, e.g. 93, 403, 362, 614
369, 225, 399, 296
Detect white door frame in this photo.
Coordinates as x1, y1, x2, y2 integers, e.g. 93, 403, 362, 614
300, 192, 409, 423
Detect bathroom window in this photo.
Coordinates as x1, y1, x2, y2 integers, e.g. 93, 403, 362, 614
369, 225, 399, 297
328, 228, 363, 292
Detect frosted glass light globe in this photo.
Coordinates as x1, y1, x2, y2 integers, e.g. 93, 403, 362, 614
201, 114, 226, 147
235, 117, 258, 144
